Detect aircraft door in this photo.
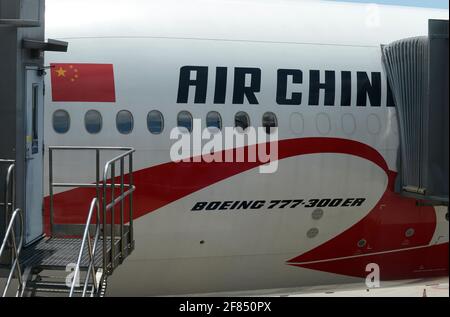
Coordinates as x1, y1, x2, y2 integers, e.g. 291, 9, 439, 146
24, 67, 44, 244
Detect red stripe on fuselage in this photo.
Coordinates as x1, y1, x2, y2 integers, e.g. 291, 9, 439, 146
289, 243, 449, 280
283, 143, 444, 280
44, 137, 388, 232
43, 137, 446, 280
287, 170, 437, 263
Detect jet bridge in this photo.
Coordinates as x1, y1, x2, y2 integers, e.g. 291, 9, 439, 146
382, 19, 449, 205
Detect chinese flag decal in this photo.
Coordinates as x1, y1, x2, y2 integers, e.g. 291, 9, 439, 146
50, 63, 116, 102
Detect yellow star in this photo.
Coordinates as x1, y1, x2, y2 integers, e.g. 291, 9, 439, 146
55, 67, 66, 77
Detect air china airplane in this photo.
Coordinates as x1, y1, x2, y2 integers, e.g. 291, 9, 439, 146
42, 0, 449, 296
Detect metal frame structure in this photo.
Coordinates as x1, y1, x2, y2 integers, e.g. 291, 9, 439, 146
0, 160, 24, 297
48, 146, 135, 292
0, 159, 16, 229
69, 197, 100, 297
1, 147, 136, 297
0, 208, 24, 297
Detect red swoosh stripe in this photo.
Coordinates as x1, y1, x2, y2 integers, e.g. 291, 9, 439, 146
44, 137, 389, 231
289, 243, 449, 280
287, 170, 437, 263
43, 137, 448, 280
284, 142, 445, 280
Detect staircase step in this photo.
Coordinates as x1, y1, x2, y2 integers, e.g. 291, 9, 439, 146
27, 287, 93, 296
28, 281, 91, 289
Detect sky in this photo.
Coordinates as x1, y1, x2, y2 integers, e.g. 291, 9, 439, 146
327, 0, 449, 9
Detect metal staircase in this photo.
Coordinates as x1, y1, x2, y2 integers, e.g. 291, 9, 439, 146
1, 147, 136, 297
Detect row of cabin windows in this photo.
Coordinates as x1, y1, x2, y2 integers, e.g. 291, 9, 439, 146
52, 110, 278, 135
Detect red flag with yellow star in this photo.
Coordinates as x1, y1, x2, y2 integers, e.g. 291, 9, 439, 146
50, 63, 116, 102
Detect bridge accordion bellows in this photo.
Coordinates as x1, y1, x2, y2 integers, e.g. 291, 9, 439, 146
381, 19, 449, 204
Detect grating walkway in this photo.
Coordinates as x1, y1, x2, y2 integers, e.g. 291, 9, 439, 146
20, 237, 116, 269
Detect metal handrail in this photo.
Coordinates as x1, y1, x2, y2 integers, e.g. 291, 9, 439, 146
1, 161, 25, 297
48, 146, 134, 235
69, 198, 100, 297
48, 146, 135, 293
5, 163, 15, 222
1, 160, 15, 223
102, 148, 135, 272
0, 208, 24, 297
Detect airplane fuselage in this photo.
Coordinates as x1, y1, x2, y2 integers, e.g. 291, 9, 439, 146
43, 0, 449, 295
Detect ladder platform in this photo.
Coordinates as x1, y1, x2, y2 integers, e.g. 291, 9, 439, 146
20, 236, 120, 270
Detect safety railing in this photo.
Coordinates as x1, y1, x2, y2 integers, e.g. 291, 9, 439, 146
0, 160, 24, 297
48, 146, 135, 278
1, 159, 16, 230
101, 148, 135, 272
69, 198, 100, 297
0, 208, 24, 297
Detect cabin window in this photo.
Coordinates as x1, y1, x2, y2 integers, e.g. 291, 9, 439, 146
116, 110, 134, 134
234, 111, 250, 131
262, 112, 278, 134
52, 109, 70, 134
147, 110, 164, 134
177, 111, 193, 133
84, 110, 102, 134
206, 111, 222, 130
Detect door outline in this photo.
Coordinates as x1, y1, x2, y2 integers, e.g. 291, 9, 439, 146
24, 66, 44, 244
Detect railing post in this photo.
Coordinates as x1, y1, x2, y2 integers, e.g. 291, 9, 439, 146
3, 165, 11, 232
8, 166, 15, 260
5, 165, 14, 216
110, 162, 115, 270
3, 163, 15, 264
102, 166, 108, 273
120, 158, 124, 260
11, 166, 15, 216
96, 149, 100, 202
129, 152, 134, 248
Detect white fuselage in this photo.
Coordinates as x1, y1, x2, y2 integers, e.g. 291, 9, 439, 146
43, 0, 449, 295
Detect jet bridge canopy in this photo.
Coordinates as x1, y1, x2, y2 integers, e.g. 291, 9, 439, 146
382, 19, 449, 205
